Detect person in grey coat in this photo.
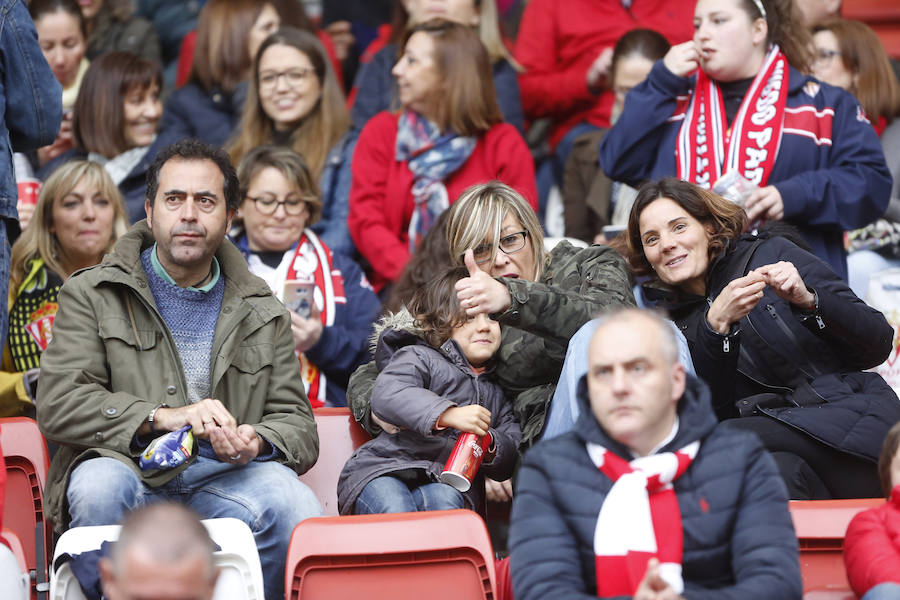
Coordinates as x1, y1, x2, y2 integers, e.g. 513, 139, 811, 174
338, 266, 521, 515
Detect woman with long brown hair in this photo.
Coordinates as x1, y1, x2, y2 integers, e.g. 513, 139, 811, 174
347, 19, 536, 291
811, 19, 900, 297
228, 28, 357, 258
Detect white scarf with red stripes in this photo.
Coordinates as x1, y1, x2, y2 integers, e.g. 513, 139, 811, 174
676, 45, 789, 189
587, 439, 700, 597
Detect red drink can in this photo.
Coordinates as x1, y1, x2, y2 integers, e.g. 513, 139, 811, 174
440, 432, 491, 492
17, 179, 41, 206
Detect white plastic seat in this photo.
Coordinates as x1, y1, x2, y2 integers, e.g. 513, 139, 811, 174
50, 518, 264, 600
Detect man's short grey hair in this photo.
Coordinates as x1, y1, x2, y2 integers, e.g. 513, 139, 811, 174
592, 307, 680, 365
110, 503, 216, 579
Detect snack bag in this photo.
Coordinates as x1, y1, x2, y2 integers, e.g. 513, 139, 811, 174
140, 425, 195, 471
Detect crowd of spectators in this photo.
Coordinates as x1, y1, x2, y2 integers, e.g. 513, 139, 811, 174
3, 0, 900, 597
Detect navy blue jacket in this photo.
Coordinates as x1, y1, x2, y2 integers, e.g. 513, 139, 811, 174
598, 60, 892, 280
1, 0, 62, 223
509, 374, 801, 599
158, 81, 247, 147
652, 233, 900, 462
350, 43, 524, 135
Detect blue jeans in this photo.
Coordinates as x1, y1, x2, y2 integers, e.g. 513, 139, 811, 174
67, 455, 321, 600
863, 582, 900, 600
354, 475, 465, 514
542, 316, 696, 440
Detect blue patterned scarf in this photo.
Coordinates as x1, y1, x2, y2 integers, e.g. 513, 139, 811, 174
395, 110, 476, 252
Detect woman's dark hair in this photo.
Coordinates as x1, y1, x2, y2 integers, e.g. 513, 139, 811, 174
738, 0, 812, 72
625, 178, 748, 278
384, 210, 453, 315
878, 421, 900, 498
401, 19, 502, 136
73, 51, 162, 158
813, 19, 900, 123
29, 0, 86, 38
407, 266, 471, 349
611, 28, 670, 79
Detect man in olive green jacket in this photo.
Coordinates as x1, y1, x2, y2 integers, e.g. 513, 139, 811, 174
36, 140, 320, 600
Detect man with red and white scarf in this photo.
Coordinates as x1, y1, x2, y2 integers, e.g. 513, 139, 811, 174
509, 308, 801, 599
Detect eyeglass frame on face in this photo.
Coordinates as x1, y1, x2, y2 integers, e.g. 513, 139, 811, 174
466, 230, 529, 264
812, 48, 841, 65
258, 67, 316, 90
244, 193, 311, 216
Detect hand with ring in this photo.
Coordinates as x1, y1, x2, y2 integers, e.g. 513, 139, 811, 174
210, 424, 265, 465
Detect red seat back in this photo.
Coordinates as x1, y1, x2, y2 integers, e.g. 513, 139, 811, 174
789, 498, 884, 599
285, 509, 497, 600
298, 408, 370, 516
1, 417, 51, 599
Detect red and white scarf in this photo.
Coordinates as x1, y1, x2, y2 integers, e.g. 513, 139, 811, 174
676, 45, 789, 189
246, 229, 346, 407
286, 230, 346, 406
587, 439, 700, 597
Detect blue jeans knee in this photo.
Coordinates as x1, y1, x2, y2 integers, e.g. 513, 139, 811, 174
66, 457, 147, 527
355, 475, 417, 514
412, 482, 465, 511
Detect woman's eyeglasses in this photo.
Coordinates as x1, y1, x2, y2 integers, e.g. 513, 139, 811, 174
468, 231, 528, 264
245, 194, 309, 216
258, 68, 316, 90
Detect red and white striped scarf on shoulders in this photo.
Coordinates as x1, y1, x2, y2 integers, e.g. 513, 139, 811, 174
586, 439, 700, 597
676, 45, 789, 189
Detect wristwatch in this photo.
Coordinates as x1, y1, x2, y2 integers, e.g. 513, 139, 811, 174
148, 403, 168, 432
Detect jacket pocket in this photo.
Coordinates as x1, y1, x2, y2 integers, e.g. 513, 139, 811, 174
98, 317, 159, 351
219, 343, 275, 420
229, 343, 273, 374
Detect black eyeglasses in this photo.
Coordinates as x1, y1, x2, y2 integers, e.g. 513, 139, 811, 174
467, 231, 528, 264
245, 195, 309, 216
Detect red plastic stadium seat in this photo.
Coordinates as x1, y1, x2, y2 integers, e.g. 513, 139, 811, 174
789, 498, 884, 600
299, 408, 370, 516
1, 417, 52, 599
285, 509, 497, 600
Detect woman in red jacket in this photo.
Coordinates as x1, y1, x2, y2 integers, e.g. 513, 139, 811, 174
347, 18, 537, 292
845, 422, 900, 599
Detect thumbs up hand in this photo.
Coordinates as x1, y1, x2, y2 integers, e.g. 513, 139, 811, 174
455, 249, 511, 317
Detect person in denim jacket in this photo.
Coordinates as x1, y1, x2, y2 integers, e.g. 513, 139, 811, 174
0, 0, 64, 350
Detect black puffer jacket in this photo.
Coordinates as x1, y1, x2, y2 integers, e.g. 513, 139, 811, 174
337, 321, 521, 514
650, 233, 900, 462
509, 375, 801, 599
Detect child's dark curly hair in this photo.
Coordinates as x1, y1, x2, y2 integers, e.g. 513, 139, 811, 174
407, 266, 471, 349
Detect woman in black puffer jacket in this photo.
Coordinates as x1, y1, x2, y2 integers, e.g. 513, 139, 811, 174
624, 177, 900, 499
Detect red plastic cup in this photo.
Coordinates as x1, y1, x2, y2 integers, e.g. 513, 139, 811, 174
17, 179, 41, 206
441, 432, 491, 492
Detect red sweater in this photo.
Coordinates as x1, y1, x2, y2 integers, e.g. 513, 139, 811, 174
514, 0, 693, 149
348, 111, 537, 289
844, 486, 900, 596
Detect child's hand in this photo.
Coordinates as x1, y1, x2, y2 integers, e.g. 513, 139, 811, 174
437, 405, 491, 436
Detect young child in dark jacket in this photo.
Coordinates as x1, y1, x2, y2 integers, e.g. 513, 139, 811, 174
337, 266, 521, 515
